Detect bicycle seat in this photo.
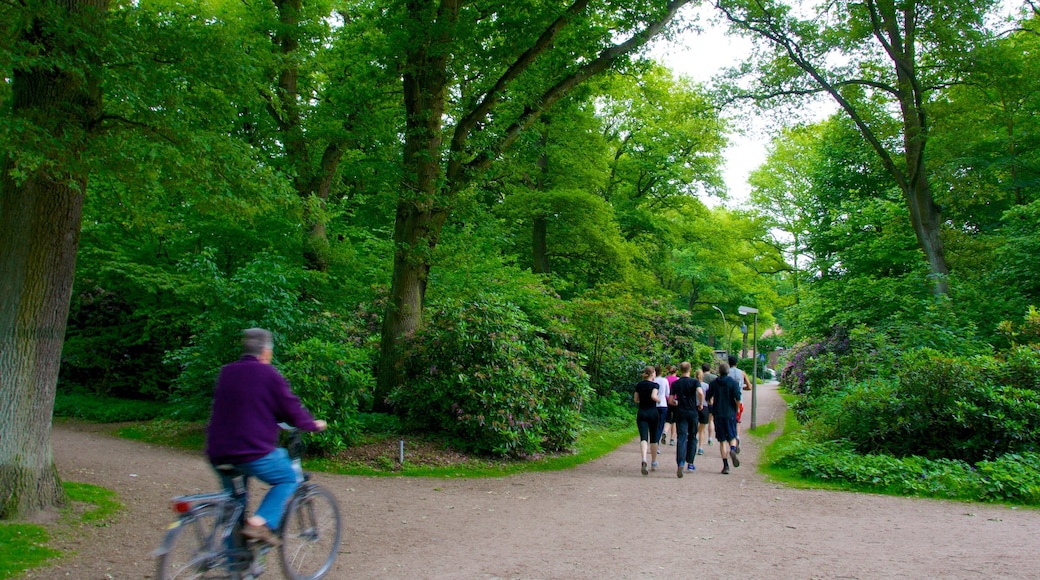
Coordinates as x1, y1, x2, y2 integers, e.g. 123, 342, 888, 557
214, 463, 246, 477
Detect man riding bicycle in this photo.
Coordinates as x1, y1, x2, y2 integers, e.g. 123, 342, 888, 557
205, 328, 327, 546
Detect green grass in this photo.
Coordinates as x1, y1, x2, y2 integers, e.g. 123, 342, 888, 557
54, 391, 167, 422
747, 421, 777, 437
756, 391, 865, 492
0, 481, 122, 579
63, 482, 122, 524
117, 419, 207, 450
310, 423, 635, 477
112, 414, 638, 478
0, 525, 61, 580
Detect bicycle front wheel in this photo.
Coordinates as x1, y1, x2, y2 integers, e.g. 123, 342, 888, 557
155, 505, 228, 579
279, 484, 342, 580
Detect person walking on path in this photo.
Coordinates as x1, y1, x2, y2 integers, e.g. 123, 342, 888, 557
701, 363, 717, 446
663, 365, 679, 446
669, 362, 701, 477
729, 354, 752, 392
706, 362, 741, 475
206, 328, 327, 545
652, 365, 670, 469
695, 367, 710, 456
727, 354, 751, 448
634, 366, 661, 475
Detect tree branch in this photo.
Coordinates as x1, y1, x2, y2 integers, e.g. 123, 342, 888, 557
455, 0, 694, 185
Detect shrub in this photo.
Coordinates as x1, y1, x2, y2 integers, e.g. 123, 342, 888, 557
391, 295, 591, 457
580, 390, 632, 429
279, 337, 375, 455
795, 347, 1040, 463
568, 292, 711, 395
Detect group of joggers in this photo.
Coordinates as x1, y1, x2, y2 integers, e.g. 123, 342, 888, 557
633, 355, 752, 477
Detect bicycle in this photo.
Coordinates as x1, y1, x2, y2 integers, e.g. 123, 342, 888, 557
154, 428, 342, 580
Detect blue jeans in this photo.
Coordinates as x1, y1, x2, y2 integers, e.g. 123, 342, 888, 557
675, 411, 698, 466
217, 448, 300, 531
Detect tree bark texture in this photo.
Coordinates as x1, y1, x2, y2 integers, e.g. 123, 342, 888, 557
0, 0, 106, 519
373, 0, 458, 409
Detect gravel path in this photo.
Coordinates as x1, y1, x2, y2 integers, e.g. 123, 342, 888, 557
19, 380, 1040, 579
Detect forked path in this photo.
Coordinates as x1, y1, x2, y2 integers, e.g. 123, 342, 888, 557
21, 382, 1040, 579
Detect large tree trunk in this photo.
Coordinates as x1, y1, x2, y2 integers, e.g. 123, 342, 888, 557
0, 0, 105, 519
372, 0, 691, 406
372, 0, 457, 409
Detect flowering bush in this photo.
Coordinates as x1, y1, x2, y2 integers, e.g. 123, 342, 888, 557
390, 295, 590, 457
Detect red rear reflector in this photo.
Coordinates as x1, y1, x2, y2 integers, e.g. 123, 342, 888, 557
173, 500, 193, 514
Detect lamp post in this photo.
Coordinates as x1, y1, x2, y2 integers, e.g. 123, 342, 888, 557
711, 305, 728, 356
738, 305, 759, 428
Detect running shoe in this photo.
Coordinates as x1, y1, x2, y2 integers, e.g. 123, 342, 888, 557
677, 464, 684, 478
651, 461, 658, 471
642, 461, 648, 476
730, 446, 740, 468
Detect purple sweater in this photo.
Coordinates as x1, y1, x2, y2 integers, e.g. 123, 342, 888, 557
206, 355, 319, 465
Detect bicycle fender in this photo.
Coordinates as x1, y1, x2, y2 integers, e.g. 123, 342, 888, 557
151, 521, 183, 557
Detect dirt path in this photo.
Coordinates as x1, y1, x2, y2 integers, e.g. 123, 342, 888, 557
19, 381, 1040, 579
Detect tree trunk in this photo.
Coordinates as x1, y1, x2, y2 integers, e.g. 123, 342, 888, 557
373, 0, 457, 408
0, 167, 84, 518
372, 0, 690, 406
0, 0, 105, 519
374, 203, 448, 409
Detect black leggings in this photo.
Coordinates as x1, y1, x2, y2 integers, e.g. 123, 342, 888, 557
637, 409, 659, 442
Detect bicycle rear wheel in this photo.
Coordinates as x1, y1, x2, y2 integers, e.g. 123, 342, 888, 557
279, 485, 342, 580
155, 505, 230, 579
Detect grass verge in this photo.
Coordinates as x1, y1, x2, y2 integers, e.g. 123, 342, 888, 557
0, 481, 123, 579
0, 525, 60, 580
113, 416, 637, 478
311, 423, 634, 477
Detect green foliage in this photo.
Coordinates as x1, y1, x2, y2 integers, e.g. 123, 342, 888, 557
772, 438, 1040, 504
391, 295, 590, 458
53, 392, 168, 422
783, 321, 1040, 464
164, 250, 327, 417
0, 524, 60, 579
579, 390, 633, 430
568, 290, 713, 395
279, 337, 375, 454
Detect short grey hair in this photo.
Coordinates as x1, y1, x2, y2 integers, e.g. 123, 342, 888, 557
242, 328, 274, 356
